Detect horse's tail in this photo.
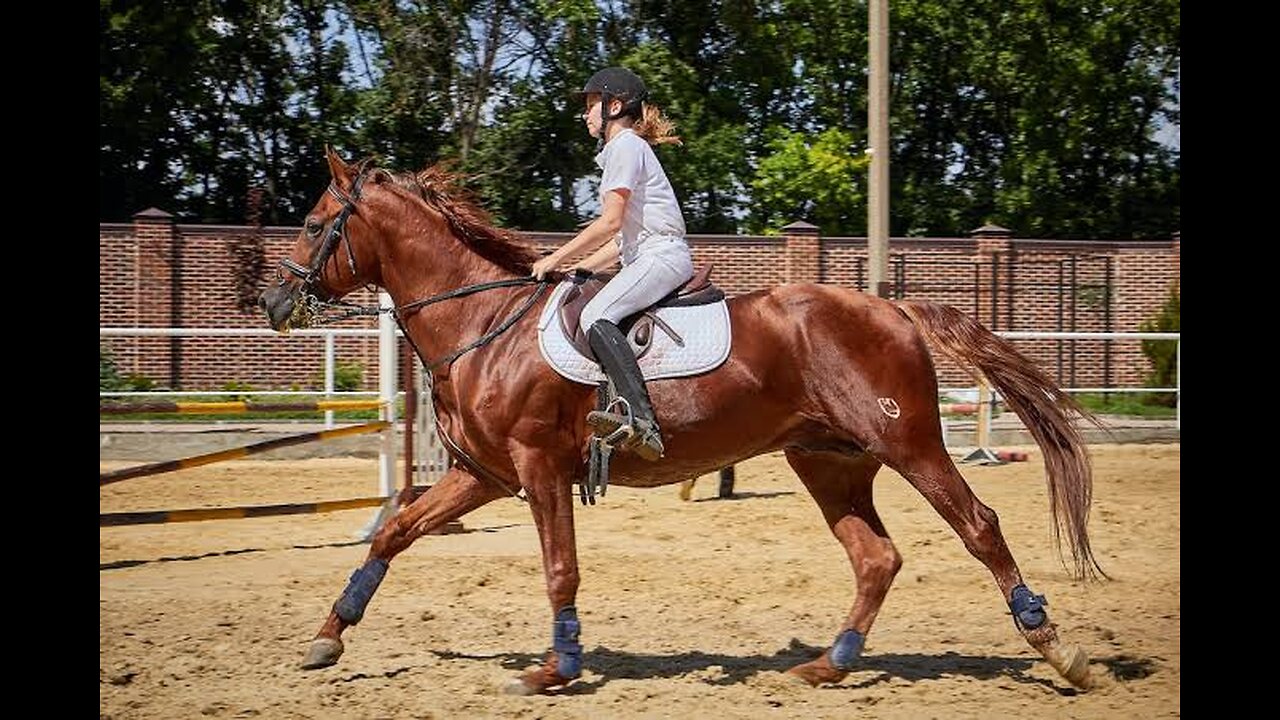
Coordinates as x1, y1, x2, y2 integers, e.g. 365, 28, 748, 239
896, 300, 1107, 582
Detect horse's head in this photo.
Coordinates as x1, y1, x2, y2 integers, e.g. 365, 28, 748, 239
259, 146, 382, 331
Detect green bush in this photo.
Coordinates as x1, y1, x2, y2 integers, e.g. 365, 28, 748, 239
311, 362, 366, 392
1139, 282, 1180, 407
100, 346, 155, 391
334, 362, 365, 391
100, 346, 122, 391
218, 381, 255, 401
1075, 392, 1176, 418
123, 373, 156, 391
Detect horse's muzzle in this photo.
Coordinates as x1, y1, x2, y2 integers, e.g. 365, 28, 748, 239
259, 283, 299, 332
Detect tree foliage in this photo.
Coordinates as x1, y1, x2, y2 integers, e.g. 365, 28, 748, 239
100, 0, 1179, 240
750, 127, 868, 234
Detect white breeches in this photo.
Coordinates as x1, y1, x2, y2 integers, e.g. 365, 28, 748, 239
579, 243, 694, 333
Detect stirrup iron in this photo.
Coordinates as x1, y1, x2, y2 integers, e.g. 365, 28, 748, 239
587, 396, 637, 445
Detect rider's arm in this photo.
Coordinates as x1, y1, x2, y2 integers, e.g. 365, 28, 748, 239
575, 238, 621, 273
532, 189, 629, 278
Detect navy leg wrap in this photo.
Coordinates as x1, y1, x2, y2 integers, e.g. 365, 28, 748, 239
828, 629, 866, 671
553, 606, 583, 679
333, 558, 389, 625
1009, 584, 1048, 630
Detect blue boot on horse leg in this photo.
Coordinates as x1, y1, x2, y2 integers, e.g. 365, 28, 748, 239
789, 627, 868, 686
301, 557, 388, 669
1009, 583, 1092, 688
300, 467, 510, 671
504, 605, 584, 695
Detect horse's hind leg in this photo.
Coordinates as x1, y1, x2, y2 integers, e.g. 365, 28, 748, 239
300, 466, 507, 670
881, 442, 1092, 688
783, 449, 901, 686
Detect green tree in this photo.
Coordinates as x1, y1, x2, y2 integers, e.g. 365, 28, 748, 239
101, 0, 1179, 239
101, 0, 360, 223
748, 127, 868, 234
100, 1, 219, 220
888, 0, 1180, 238
458, 0, 604, 230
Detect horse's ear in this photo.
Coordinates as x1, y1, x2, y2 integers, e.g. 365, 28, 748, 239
325, 145, 353, 187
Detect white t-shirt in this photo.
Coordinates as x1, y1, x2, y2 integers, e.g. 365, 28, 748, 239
595, 129, 688, 265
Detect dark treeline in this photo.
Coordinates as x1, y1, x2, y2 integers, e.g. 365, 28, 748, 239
100, 0, 1179, 238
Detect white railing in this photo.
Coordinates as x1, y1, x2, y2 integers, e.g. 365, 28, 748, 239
101, 326, 1181, 433
100, 294, 402, 540
100, 326, 397, 427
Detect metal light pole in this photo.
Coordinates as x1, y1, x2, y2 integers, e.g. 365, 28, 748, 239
868, 0, 890, 297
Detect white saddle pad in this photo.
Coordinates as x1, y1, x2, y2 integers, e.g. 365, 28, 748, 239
536, 280, 732, 385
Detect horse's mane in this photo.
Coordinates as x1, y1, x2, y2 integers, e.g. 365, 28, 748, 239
375, 163, 540, 275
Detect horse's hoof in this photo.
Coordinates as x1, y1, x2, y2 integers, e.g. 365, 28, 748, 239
779, 669, 819, 688
501, 677, 538, 696
678, 481, 694, 501
1042, 642, 1091, 690
785, 658, 847, 687
300, 637, 344, 670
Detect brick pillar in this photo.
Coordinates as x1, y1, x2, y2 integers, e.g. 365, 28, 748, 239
781, 220, 820, 284
133, 208, 179, 388
971, 223, 1011, 330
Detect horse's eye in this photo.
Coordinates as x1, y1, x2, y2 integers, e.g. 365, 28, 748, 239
305, 219, 324, 237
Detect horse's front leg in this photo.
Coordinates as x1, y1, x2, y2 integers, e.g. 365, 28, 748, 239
301, 466, 506, 670
504, 447, 582, 695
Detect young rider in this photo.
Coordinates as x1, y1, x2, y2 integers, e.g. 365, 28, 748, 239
531, 67, 693, 461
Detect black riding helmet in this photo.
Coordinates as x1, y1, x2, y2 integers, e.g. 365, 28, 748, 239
581, 67, 648, 147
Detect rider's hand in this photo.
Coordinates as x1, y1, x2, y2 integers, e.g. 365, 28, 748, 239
531, 255, 558, 280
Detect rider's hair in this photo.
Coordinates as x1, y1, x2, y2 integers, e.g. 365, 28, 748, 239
633, 103, 681, 146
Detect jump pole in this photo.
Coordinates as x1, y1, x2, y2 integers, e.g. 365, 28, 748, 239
100, 495, 391, 527
99, 421, 388, 485
100, 400, 383, 414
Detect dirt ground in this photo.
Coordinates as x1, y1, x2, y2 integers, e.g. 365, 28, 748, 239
100, 443, 1179, 719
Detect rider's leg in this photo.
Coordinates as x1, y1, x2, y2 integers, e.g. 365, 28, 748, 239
586, 319, 664, 460
578, 250, 691, 461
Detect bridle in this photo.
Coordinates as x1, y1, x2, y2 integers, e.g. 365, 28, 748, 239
275, 169, 371, 306
271, 167, 551, 371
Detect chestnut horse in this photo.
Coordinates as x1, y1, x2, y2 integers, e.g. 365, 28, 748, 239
259, 147, 1102, 695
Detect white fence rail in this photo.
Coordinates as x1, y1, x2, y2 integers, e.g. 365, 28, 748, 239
101, 326, 1181, 433
100, 326, 394, 426
100, 294, 402, 540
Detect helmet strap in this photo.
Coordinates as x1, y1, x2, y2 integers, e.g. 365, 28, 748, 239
596, 92, 641, 151
597, 91, 613, 152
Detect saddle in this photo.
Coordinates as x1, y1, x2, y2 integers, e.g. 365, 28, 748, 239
556, 265, 725, 359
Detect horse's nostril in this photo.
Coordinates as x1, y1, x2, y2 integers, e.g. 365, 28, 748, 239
257, 293, 267, 310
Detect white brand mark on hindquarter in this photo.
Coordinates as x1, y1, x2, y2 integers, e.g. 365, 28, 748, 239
878, 397, 901, 419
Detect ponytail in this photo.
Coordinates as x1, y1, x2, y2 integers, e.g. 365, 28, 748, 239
633, 103, 682, 146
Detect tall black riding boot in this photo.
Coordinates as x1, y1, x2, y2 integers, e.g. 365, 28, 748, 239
585, 319, 665, 461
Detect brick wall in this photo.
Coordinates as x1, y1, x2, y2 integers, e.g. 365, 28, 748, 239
100, 212, 1179, 393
